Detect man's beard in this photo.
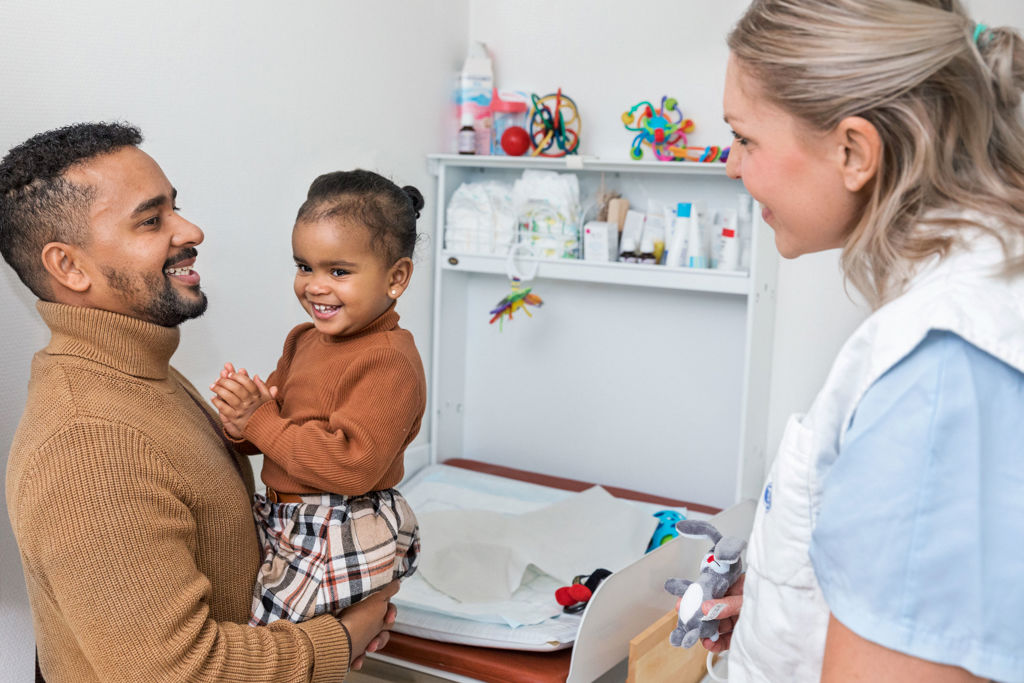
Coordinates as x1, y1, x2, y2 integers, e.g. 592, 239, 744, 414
101, 266, 208, 327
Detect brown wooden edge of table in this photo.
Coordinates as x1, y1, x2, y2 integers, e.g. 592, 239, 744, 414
377, 458, 721, 683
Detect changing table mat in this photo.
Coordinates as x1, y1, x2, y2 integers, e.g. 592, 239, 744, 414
392, 462, 698, 650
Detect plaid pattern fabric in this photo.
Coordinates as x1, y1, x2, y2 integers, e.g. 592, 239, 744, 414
248, 488, 419, 626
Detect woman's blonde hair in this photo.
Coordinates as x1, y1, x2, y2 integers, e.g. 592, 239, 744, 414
728, 0, 1024, 306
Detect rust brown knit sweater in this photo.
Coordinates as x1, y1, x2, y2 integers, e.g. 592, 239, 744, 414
5, 302, 350, 682
239, 306, 426, 496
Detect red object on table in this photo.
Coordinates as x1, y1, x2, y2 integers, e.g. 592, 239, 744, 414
378, 458, 721, 683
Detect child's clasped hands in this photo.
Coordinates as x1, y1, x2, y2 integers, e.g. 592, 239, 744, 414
210, 362, 279, 439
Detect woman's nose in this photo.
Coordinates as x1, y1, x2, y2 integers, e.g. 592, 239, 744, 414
725, 147, 741, 180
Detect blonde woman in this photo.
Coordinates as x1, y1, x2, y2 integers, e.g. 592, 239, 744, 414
707, 1, 1024, 681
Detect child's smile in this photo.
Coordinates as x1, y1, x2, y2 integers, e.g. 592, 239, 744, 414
292, 218, 396, 337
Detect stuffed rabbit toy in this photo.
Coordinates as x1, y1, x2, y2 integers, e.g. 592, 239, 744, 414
664, 520, 747, 648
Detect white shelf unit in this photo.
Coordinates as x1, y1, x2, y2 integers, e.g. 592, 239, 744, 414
426, 154, 778, 508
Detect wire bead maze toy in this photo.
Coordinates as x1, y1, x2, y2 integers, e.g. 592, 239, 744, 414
621, 96, 730, 163
488, 243, 544, 330
529, 89, 581, 157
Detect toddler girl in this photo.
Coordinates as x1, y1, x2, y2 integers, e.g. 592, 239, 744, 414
211, 169, 425, 626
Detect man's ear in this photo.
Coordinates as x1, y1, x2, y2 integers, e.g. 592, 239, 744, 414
387, 257, 414, 300
836, 116, 881, 193
40, 242, 91, 293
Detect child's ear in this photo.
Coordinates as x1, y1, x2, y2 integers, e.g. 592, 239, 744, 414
387, 257, 414, 300
836, 115, 881, 193
40, 242, 92, 294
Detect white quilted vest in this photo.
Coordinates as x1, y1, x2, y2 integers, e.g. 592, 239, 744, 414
729, 231, 1024, 681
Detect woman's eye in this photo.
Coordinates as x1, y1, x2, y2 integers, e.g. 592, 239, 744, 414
730, 130, 749, 146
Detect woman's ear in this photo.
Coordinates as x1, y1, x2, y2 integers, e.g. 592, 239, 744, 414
40, 242, 92, 294
387, 257, 414, 299
837, 116, 881, 193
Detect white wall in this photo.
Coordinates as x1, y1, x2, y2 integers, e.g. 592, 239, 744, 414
0, 1, 468, 678
469, 0, 1024, 471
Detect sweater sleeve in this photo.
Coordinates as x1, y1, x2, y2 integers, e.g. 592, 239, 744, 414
14, 421, 350, 683
243, 347, 424, 494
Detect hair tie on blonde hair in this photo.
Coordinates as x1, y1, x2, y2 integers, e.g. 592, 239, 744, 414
973, 23, 988, 46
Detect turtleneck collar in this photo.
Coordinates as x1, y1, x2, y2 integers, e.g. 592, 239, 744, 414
318, 302, 400, 344
37, 301, 181, 380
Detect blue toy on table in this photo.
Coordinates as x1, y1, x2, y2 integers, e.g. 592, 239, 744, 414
646, 509, 686, 552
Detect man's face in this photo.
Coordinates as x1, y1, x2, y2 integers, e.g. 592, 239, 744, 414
65, 147, 207, 326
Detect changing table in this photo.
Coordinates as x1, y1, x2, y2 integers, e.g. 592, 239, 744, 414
373, 458, 724, 682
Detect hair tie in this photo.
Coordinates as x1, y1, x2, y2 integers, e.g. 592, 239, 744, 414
973, 22, 988, 46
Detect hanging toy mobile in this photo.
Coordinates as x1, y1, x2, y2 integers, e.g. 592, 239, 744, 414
488, 243, 544, 330
621, 96, 696, 161
528, 88, 581, 157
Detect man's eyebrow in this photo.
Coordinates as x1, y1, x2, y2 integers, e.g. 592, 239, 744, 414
131, 188, 177, 216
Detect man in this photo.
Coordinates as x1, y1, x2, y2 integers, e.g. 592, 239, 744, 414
2, 122, 394, 682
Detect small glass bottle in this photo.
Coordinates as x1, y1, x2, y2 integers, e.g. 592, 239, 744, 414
457, 112, 476, 155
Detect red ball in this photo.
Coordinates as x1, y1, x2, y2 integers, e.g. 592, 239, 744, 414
501, 126, 531, 156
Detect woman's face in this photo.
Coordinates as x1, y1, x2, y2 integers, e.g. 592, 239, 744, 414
723, 54, 866, 258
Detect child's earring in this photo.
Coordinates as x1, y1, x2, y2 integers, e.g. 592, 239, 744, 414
391, 289, 397, 297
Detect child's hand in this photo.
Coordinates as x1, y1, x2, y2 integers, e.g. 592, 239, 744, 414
210, 362, 278, 438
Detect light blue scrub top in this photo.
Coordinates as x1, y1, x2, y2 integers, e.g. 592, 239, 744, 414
809, 329, 1024, 683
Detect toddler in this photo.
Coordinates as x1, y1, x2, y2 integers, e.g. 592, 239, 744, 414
211, 169, 426, 626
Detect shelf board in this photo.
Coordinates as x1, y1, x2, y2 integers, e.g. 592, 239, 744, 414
440, 251, 749, 294
427, 153, 732, 177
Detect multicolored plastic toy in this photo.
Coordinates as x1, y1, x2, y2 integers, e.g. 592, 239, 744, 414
668, 145, 730, 163
646, 509, 687, 552
529, 89, 581, 157
488, 280, 543, 329
621, 96, 695, 161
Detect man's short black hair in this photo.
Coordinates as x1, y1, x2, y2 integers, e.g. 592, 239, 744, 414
0, 122, 143, 299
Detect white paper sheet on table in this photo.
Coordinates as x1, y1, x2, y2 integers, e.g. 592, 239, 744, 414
394, 464, 694, 640
416, 485, 655, 603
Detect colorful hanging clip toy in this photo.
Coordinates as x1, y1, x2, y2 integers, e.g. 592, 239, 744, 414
489, 243, 544, 330
489, 280, 543, 329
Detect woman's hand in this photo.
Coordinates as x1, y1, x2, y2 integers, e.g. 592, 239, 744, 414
702, 573, 744, 652
338, 581, 400, 671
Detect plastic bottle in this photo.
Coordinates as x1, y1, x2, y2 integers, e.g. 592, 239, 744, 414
491, 89, 529, 155
665, 202, 690, 268
458, 42, 494, 156
639, 236, 658, 264
716, 209, 739, 270
686, 203, 708, 268
737, 193, 753, 270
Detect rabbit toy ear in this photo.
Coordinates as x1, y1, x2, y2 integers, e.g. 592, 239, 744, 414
713, 536, 748, 564
674, 520, 723, 545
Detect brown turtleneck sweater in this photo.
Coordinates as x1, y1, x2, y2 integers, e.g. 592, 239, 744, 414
238, 306, 426, 496
5, 302, 350, 682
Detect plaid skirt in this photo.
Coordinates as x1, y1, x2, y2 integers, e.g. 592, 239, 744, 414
249, 488, 419, 626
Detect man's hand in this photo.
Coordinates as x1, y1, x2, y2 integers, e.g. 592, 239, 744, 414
209, 362, 277, 438
339, 581, 400, 671
702, 573, 744, 652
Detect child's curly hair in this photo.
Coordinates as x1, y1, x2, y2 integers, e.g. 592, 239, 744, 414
297, 169, 424, 265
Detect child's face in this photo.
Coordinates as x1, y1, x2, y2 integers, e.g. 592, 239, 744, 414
291, 218, 396, 337
723, 55, 866, 258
